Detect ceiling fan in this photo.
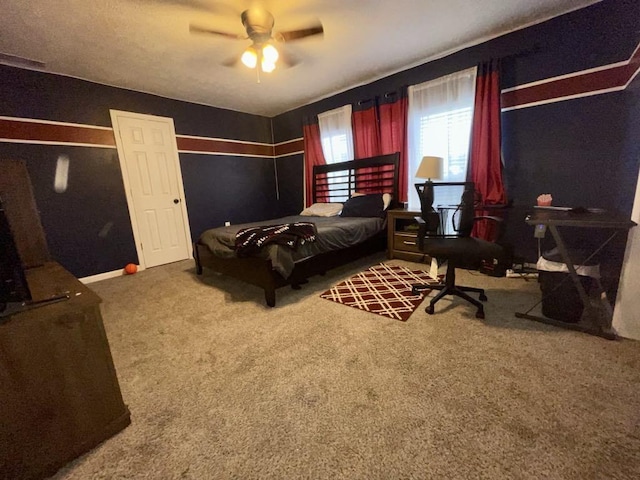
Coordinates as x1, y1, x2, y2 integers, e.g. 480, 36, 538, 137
190, 8, 323, 78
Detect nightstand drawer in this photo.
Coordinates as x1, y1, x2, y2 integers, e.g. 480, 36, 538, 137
387, 208, 425, 261
393, 233, 421, 253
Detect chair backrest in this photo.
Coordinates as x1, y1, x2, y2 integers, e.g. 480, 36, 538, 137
456, 183, 476, 237
416, 181, 476, 239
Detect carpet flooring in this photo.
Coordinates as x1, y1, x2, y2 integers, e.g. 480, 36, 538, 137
320, 263, 439, 321
51, 254, 640, 479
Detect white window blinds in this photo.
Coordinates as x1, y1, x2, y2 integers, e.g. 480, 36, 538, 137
408, 67, 477, 209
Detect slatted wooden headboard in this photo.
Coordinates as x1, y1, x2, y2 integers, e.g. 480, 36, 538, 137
312, 153, 400, 206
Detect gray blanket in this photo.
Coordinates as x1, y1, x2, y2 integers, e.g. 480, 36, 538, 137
198, 215, 385, 278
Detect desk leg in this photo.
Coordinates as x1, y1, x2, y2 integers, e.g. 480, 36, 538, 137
514, 312, 617, 340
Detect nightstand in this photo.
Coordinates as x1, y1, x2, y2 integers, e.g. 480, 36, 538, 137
387, 208, 427, 262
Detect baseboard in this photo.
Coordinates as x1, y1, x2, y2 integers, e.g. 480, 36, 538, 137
79, 260, 189, 284
79, 269, 125, 284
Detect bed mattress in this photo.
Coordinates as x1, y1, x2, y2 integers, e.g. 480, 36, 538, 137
198, 215, 385, 278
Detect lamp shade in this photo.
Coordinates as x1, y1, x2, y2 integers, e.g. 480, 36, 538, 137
415, 156, 443, 180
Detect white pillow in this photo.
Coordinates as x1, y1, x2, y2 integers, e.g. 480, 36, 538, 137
351, 192, 392, 210
300, 202, 344, 217
382, 193, 392, 210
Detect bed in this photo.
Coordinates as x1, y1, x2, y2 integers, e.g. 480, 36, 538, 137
194, 153, 400, 306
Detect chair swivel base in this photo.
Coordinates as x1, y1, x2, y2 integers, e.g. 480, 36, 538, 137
412, 283, 488, 319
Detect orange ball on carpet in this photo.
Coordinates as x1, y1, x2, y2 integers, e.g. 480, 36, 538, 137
124, 263, 138, 275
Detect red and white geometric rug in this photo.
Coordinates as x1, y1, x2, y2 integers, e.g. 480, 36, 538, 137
320, 263, 440, 321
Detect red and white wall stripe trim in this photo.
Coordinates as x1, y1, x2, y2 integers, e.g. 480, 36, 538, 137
1, 42, 638, 151
0, 116, 304, 159
502, 41, 640, 111
0, 117, 116, 148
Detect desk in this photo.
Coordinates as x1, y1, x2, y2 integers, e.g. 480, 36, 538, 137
515, 208, 636, 339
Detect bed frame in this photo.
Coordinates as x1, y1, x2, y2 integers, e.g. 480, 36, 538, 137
194, 153, 400, 306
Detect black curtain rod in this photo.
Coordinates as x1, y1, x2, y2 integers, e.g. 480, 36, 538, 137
357, 91, 400, 105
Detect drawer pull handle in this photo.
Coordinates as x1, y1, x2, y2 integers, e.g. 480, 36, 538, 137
403, 241, 417, 246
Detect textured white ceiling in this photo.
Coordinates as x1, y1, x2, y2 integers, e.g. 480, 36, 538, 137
0, 0, 599, 117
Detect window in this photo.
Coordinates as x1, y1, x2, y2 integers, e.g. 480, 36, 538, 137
318, 105, 354, 200
407, 67, 477, 209
318, 105, 354, 164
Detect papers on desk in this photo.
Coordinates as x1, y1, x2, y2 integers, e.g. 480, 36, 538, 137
534, 205, 571, 211
533, 206, 606, 213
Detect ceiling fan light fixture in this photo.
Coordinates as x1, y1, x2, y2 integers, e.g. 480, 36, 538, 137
241, 46, 257, 68
261, 58, 276, 73
262, 44, 279, 63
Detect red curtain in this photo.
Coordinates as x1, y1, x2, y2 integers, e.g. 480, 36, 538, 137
352, 101, 381, 192
469, 60, 507, 240
353, 102, 381, 158
302, 120, 326, 206
379, 90, 409, 203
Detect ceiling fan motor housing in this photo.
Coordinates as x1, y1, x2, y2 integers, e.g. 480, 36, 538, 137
241, 9, 275, 44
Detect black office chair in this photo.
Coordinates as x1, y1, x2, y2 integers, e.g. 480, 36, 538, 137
411, 182, 505, 319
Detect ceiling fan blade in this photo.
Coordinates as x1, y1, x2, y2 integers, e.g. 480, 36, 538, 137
137, 0, 239, 16
189, 24, 245, 40
278, 49, 299, 68
222, 55, 240, 68
276, 23, 323, 42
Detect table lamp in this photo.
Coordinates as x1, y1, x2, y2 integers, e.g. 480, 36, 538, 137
415, 155, 443, 218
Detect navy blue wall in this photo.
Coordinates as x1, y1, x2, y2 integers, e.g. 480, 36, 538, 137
0, 142, 137, 278
273, 154, 305, 218
181, 154, 279, 240
0, 65, 272, 138
272, 0, 640, 261
0, 66, 275, 278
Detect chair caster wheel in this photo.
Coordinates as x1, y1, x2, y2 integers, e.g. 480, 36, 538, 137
479, 293, 487, 301
412, 287, 420, 295
476, 309, 485, 319
425, 305, 435, 315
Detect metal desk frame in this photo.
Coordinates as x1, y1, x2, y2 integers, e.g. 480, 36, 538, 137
515, 208, 636, 340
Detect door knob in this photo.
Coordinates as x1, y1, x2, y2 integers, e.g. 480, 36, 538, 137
173, 198, 180, 204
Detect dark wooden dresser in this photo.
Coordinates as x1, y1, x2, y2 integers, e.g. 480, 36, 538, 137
0, 263, 130, 479
0, 159, 129, 478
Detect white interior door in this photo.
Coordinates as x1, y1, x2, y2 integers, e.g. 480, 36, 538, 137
110, 110, 191, 269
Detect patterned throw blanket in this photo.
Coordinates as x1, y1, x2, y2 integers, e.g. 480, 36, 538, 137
234, 222, 317, 257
